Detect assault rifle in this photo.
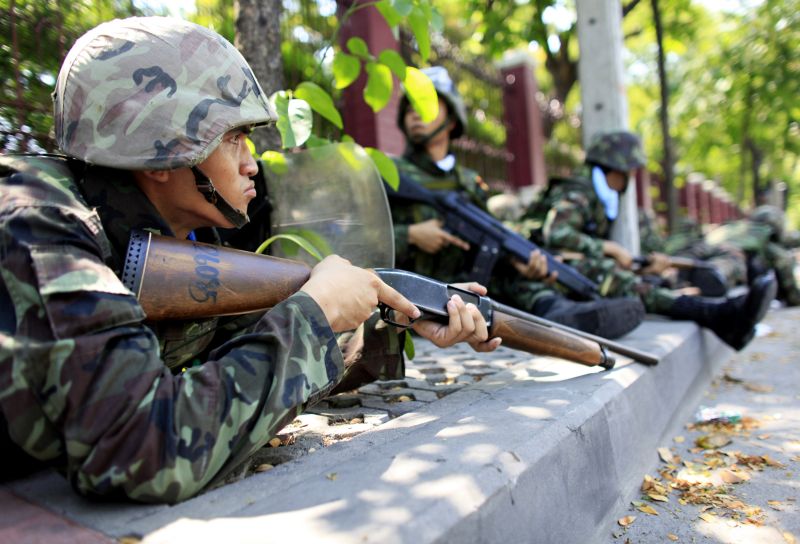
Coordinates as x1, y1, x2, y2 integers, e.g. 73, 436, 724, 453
384, 175, 600, 300
122, 231, 660, 368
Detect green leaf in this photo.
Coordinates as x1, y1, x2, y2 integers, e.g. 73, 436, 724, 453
255, 233, 324, 261
346, 37, 369, 58
393, 0, 413, 17
378, 50, 407, 80
341, 134, 355, 143
295, 82, 343, 129
403, 330, 415, 360
366, 147, 399, 190
375, 0, 402, 26
305, 134, 333, 148
363, 61, 393, 113
429, 9, 444, 32
404, 67, 438, 122
260, 150, 288, 174
245, 137, 257, 157
333, 52, 361, 90
270, 91, 312, 148
408, 8, 431, 61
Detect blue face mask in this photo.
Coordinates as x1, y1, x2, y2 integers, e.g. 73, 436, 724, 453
592, 166, 619, 221
436, 154, 456, 172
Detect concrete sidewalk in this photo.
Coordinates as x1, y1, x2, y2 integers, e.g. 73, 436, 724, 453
2, 317, 734, 544
607, 306, 800, 543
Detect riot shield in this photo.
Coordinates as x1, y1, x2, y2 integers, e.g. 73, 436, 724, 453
261, 142, 395, 268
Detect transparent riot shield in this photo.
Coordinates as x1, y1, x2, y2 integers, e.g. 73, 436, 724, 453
261, 142, 395, 268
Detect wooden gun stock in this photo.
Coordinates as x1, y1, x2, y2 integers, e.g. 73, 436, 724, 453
122, 230, 311, 320
123, 231, 616, 368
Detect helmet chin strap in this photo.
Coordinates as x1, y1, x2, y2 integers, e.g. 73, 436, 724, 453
406, 114, 454, 149
191, 165, 250, 229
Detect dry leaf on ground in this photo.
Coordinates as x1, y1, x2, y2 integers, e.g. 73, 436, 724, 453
618, 515, 636, 527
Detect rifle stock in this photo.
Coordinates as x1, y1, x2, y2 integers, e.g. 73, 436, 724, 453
123, 231, 622, 369
122, 230, 312, 320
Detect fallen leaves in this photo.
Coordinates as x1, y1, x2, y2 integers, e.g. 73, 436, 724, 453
695, 433, 732, 450
617, 515, 636, 527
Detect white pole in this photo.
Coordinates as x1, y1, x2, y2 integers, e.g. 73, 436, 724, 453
576, 0, 640, 255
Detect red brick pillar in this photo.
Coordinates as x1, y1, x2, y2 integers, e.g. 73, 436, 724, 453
698, 181, 713, 226
498, 52, 547, 188
709, 189, 722, 224
681, 180, 698, 221
337, 1, 404, 156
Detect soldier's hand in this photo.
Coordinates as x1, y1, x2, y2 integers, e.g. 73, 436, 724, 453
602, 240, 633, 270
641, 252, 671, 275
411, 282, 501, 353
511, 249, 554, 281
408, 219, 470, 254
301, 255, 420, 333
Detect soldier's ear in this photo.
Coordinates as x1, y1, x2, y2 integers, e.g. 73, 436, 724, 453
137, 169, 171, 184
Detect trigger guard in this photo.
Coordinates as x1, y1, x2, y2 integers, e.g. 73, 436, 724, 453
379, 303, 417, 329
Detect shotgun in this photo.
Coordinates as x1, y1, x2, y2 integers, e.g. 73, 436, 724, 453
122, 230, 646, 369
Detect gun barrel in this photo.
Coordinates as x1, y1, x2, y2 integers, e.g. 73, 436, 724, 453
492, 301, 659, 366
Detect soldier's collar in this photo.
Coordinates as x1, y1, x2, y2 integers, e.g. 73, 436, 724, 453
80, 166, 174, 263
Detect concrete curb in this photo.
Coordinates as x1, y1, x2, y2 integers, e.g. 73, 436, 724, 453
5, 319, 732, 543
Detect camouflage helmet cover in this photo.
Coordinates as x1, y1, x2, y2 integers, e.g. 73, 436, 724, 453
751, 205, 785, 240
54, 17, 277, 170
585, 131, 647, 173
398, 66, 468, 139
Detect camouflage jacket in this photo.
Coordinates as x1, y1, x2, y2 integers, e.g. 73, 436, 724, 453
523, 169, 609, 258
390, 150, 490, 282
0, 155, 401, 503
706, 220, 800, 306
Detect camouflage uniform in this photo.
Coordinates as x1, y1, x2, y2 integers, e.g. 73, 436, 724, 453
705, 207, 800, 306
530, 171, 675, 312
0, 18, 402, 503
392, 151, 558, 311
519, 132, 778, 352
639, 212, 747, 293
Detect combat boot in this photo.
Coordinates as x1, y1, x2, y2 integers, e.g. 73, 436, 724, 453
686, 266, 728, 297
665, 272, 777, 350
532, 295, 645, 339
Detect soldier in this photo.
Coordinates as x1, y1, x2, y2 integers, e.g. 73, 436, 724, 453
638, 211, 747, 297
523, 130, 776, 350
0, 17, 497, 503
704, 205, 800, 306
389, 66, 645, 340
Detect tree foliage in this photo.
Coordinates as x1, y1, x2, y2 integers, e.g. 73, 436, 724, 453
0, 0, 166, 152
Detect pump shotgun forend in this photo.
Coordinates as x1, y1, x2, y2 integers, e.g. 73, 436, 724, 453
375, 269, 614, 369
122, 230, 312, 320
122, 230, 614, 369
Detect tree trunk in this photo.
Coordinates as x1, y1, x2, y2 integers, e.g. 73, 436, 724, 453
650, 0, 676, 233
235, 0, 284, 153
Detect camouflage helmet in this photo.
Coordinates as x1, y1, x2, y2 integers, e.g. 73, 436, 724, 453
398, 66, 467, 139
54, 17, 277, 170
751, 205, 785, 240
585, 131, 646, 173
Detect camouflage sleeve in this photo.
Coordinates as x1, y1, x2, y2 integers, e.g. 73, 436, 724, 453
0, 205, 348, 503
766, 243, 800, 306
541, 192, 604, 258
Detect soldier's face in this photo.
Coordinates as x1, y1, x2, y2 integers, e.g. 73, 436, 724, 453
194, 127, 259, 226
404, 97, 454, 142
606, 170, 630, 193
